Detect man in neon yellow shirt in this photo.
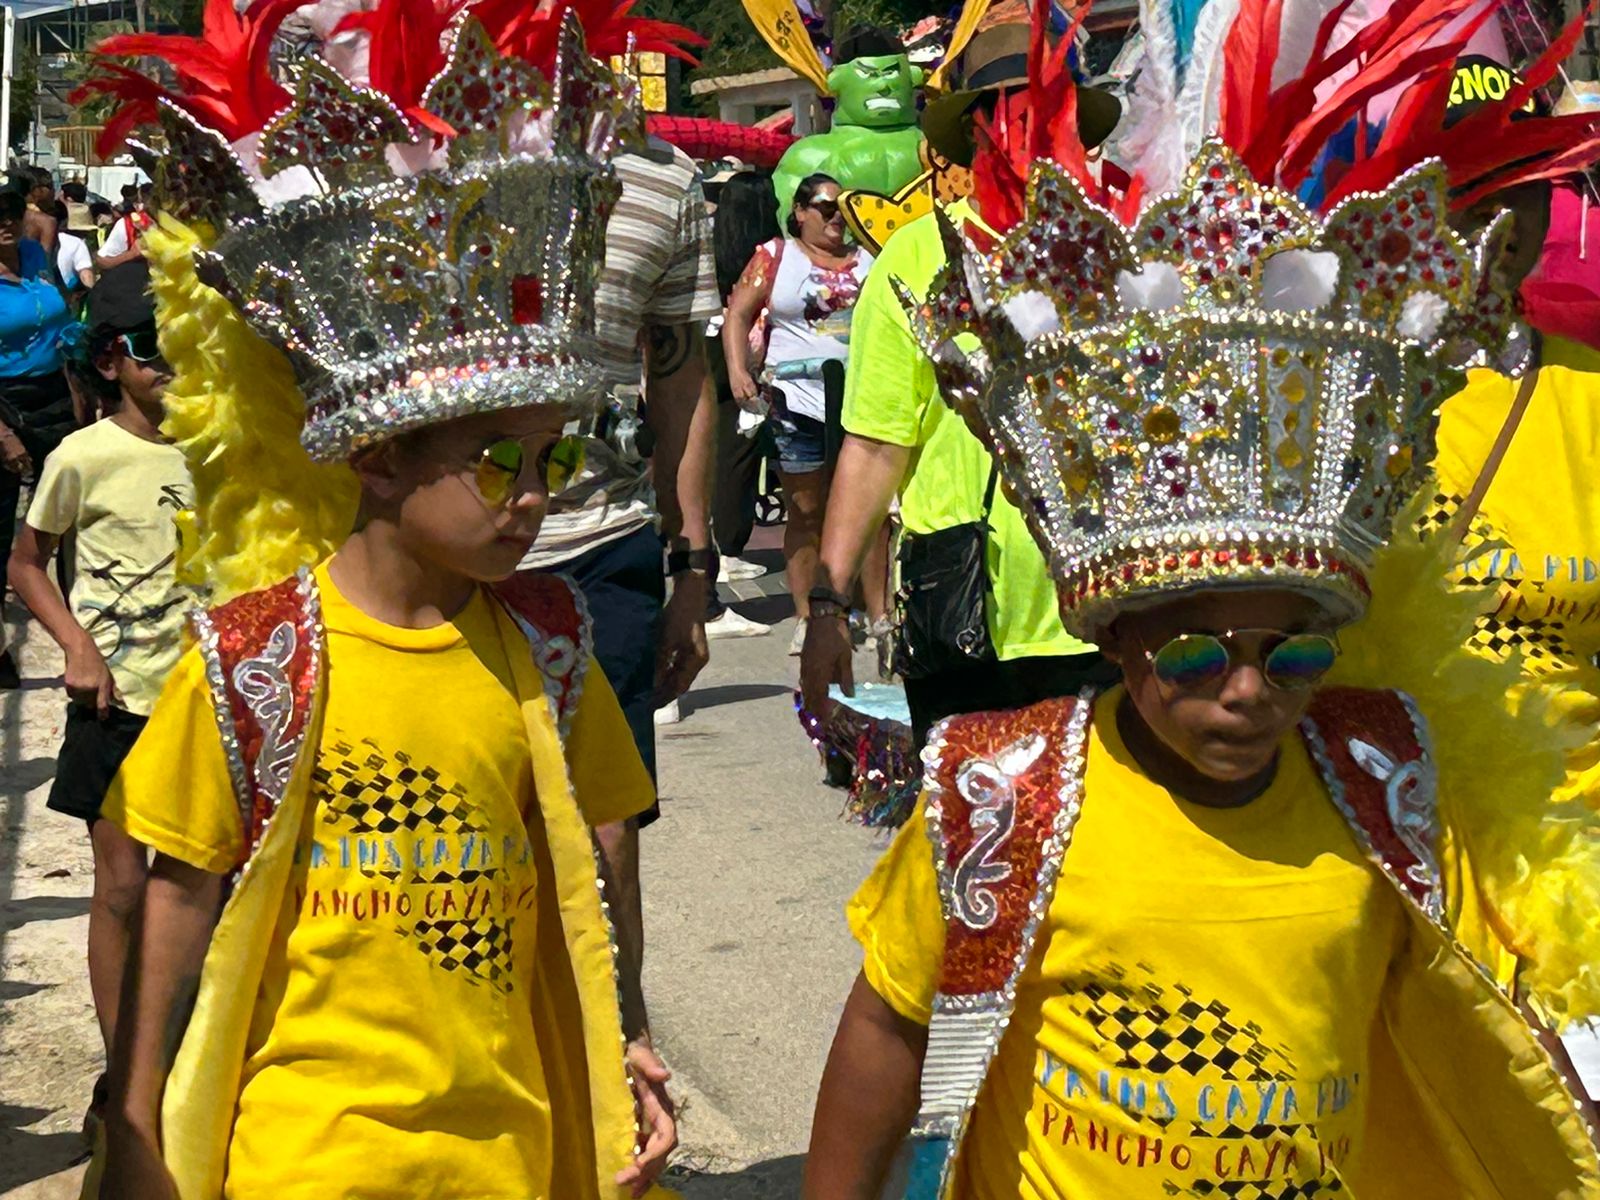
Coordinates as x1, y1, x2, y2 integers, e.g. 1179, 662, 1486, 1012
799, 6, 1121, 747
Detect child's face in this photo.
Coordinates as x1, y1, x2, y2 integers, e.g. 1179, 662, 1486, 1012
1106, 589, 1341, 783
358, 406, 569, 583
110, 342, 172, 409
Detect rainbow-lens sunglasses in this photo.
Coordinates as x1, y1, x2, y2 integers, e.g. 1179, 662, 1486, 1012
471, 434, 586, 507
1145, 628, 1340, 692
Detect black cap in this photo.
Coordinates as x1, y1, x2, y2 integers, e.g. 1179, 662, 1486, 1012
87, 261, 155, 341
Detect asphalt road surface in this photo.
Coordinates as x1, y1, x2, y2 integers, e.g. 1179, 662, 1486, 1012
647, 588, 891, 1197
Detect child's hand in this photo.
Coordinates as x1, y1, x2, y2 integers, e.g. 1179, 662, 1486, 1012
65, 637, 115, 717
616, 1035, 677, 1198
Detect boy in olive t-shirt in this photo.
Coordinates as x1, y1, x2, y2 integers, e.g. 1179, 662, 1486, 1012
7, 264, 192, 1121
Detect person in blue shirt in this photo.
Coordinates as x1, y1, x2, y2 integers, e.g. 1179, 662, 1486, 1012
0, 185, 80, 687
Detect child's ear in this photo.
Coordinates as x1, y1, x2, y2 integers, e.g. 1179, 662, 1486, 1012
349, 440, 408, 501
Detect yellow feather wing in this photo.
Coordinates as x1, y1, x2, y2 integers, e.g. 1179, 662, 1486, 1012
1328, 486, 1600, 1027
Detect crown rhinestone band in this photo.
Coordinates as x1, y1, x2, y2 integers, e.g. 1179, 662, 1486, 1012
128, 12, 631, 463
899, 141, 1515, 637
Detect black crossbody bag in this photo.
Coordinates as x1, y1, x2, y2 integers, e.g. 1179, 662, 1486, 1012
891, 463, 1000, 680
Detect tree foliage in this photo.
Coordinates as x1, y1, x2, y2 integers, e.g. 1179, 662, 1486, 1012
640, 0, 950, 110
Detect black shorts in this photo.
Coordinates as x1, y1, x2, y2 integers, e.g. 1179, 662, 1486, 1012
46, 705, 148, 823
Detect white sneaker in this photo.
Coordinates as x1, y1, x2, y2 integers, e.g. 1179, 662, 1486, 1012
653, 700, 681, 726
718, 555, 767, 582
705, 608, 771, 639
788, 617, 808, 657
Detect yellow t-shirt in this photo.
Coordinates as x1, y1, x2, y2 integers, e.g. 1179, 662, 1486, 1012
25, 418, 194, 714
107, 563, 652, 1199
850, 690, 1404, 1199
842, 202, 1090, 662
1433, 337, 1600, 679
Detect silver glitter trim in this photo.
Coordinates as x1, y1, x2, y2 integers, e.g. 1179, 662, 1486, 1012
917, 1006, 1006, 1133
949, 734, 1047, 930
502, 575, 635, 1153
918, 689, 1096, 1198
554, 572, 592, 742
301, 354, 603, 463
191, 605, 251, 835
1301, 703, 1444, 923
1303, 701, 1600, 1168
232, 569, 324, 889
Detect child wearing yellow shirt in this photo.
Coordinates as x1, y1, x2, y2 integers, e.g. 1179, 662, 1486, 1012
803, 8, 1600, 1197
79, 4, 693, 1198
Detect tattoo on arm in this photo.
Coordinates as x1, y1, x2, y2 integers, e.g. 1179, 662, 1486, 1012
645, 322, 695, 380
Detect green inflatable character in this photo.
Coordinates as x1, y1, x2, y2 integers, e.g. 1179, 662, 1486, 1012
772, 27, 926, 225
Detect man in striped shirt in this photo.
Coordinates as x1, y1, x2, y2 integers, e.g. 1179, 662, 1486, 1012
516, 137, 721, 1049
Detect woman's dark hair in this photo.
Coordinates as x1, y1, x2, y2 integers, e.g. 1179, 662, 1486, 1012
90, 201, 113, 221
787, 173, 840, 237
713, 171, 779, 302
52, 199, 68, 223
0, 190, 27, 222
62, 180, 87, 203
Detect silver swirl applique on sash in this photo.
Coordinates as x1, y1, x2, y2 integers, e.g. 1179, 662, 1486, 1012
1348, 735, 1443, 919
950, 734, 1047, 930
232, 620, 299, 806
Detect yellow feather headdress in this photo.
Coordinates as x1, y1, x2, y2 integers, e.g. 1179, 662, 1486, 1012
147, 214, 358, 605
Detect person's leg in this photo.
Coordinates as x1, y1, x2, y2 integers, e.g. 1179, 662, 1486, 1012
778, 466, 826, 620
860, 519, 892, 625
87, 817, 148, 1053
48, 705, 150, 1058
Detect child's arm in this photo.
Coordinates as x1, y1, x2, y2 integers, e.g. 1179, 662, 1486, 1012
8, 523, 116, 714
102, 853, 223, 1200
803, 971, 929, 1200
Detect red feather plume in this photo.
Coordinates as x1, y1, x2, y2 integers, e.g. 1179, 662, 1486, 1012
1211, 0, 1600, 213
334, 0, 466, 135
1318, 1, 1600, 208
1220, 0, 1483, 185
72, 0, 302, 156
468, 0, 704, 77
968, 0, 1132, 238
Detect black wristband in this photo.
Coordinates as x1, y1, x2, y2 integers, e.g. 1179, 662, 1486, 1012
666, 548, 714, 576
808, 585, 852, 611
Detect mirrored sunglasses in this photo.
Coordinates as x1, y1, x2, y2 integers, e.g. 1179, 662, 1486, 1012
118, 328, 164, 363
1147, 630, 1339, 693
473, 433, 586, 508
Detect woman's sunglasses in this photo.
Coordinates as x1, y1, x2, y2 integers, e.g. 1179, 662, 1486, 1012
807, 198, 841, 220
472, 433, 586, 508
1146, 629, 1340, 693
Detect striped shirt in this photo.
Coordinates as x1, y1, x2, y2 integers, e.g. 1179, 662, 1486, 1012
524, 141, 719, 567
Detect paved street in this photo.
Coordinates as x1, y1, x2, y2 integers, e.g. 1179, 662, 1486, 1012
0, 548, 893, 1198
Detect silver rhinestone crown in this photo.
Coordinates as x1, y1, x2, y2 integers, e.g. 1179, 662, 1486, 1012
900, 141, 1516, 637
134, 14, 631, 462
